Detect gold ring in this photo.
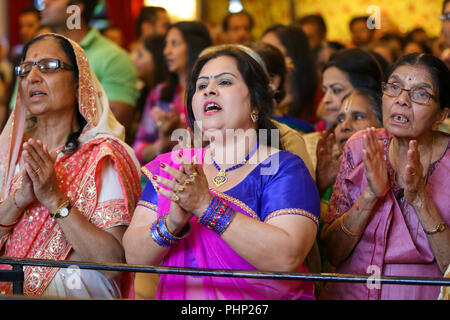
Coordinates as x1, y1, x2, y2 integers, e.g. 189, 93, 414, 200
177, 185, 185, 192
172, 194, 180, 201
184, 178, 193, 185
410, 171, 416, 176
34, 167, 41, 173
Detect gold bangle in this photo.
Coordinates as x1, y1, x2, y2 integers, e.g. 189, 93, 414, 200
0, 217, 20, 229
12, 189, 21, 211
339, 215, 363, 237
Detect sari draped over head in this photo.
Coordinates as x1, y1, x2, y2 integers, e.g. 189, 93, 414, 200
0, 34, 141, 297
321, 128, 450, 300
139, 148, 321, 300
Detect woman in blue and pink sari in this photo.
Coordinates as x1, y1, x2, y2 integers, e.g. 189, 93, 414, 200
123, 44, 320, 300
320, 53, 450, 300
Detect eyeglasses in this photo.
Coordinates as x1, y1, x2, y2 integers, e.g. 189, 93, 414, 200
382, 82, 436, 105
15, 58, 74, 77
440, 12, 450, 22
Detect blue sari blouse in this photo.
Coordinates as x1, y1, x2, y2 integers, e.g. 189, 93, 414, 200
139, 150, 320, 226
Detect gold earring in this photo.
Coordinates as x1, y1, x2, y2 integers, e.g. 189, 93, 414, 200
251, 111, 259, 123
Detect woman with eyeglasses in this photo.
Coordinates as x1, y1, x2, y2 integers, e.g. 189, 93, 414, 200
320, 53, 450, 300
0, 34, 141, 298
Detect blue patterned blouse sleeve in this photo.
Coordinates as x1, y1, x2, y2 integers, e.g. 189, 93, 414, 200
260, 152, 320, 226
137, 178, 159, 212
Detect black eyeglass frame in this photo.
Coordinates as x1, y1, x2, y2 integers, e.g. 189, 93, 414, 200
440, 12, 450, 21
382, 82, 437, 105
15, 58, 74, 77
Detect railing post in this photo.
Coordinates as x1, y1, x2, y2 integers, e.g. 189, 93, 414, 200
12, 264, 24, 295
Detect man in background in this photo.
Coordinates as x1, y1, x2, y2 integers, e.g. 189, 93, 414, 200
40, 0, 138, 134
222, 10, 254, 45
349, 16, 375, 48
296, 14, 327, 51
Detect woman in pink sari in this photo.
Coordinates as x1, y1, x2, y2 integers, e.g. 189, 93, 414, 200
320, 53, 450, 300
0, 34, 141, 298
123, 44, 320, 300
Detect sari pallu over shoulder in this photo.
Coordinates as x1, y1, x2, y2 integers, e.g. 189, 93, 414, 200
141, 148, 316, 300
0, 33, 141, 298
0, 137, 141, 296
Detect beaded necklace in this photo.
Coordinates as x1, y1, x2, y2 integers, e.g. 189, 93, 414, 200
211, 140, 259, 188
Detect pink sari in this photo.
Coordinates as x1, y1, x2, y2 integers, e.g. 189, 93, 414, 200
141, 149, 318, 300
320, 128, 450, 300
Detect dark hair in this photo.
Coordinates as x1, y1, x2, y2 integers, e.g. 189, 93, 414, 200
386, 53, 450, 110
21, 34, 86, 154
134, 34, 168, 122
186, 45, 279, 147
297, 14, 327, 37
249, 41, 287, 104
323, 48, 384, 93
160, 21, 212, 102
20, 7, 41, 19
222, 11, 254, 32
349, 16, 372, 30
262, 24, 318, 120
135, 6, 167, 37
69, 0, 99, 25
341, 87, 383, 126
443, 0, 450, 13
142, 34, 167, 88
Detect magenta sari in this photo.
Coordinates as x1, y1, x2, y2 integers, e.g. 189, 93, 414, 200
140, 148, 320, 300
320, 128, 450, 300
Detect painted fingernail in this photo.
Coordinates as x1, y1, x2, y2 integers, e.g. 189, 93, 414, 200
177, 152, 183, 158
160, 163, 166, 168
152, 175, 158, 180
156, 186, 160, 191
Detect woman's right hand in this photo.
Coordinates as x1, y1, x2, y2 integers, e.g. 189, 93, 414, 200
362, 127, 389, 199
316, 131, 341, 193
15, 165, 36, 210
152, 105, 182, 137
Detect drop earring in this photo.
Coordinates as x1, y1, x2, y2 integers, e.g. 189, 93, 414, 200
251, 111, 259, 123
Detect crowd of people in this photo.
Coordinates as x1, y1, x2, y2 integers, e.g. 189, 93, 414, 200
0, 0, 449, 300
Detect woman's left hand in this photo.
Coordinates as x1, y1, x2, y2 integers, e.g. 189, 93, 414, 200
403, 140, 427, 205
22, 139, 65, 211
153, 153, 212, 218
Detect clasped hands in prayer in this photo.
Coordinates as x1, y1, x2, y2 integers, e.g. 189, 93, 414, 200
151, 152, 213, 234
363, 127, 427, 206
17, 138, 66, 214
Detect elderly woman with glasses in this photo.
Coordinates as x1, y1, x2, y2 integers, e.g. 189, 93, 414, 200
0, 34, 141, 298
320, 53, 450, 300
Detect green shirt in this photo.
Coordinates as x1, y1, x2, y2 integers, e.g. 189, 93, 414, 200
80, 28, 138, 106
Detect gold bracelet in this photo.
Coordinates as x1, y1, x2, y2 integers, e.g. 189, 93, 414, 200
0, 217, 20, 229
12, 189, 21, 211
339, 215, 363, 237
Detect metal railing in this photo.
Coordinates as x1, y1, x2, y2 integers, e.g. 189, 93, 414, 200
1, 256, 449, 297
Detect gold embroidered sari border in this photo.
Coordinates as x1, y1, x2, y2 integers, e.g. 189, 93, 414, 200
264, 208, 319, 226
137, 200, 158, 212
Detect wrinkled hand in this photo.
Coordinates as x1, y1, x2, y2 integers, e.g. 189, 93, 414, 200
152, 105, 183, 137
403, 140, 426, 205
14, 153, 36, 209
362, 128, 389, 199
153, 153, 212, 218
22, 139, 64, 210
316, 131, 341, 193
